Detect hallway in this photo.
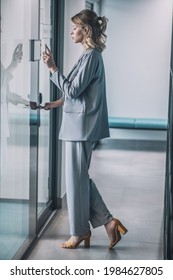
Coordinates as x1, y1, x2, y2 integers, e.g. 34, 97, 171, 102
27, 138, 166, 260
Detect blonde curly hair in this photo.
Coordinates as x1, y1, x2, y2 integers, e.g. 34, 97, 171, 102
71, 9, 108, 52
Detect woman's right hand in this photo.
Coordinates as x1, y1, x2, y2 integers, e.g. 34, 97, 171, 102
44, 99, 64, 110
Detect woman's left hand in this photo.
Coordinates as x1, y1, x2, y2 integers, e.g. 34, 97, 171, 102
43, 45, 57, 73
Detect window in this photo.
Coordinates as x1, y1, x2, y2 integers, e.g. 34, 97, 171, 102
85, 1, 94, 10
85, 0, 101, 14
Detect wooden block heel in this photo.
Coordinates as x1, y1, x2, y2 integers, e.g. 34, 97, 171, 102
112, 218, 128, 235
118, 223, 128, 235
84, 236, 90, 248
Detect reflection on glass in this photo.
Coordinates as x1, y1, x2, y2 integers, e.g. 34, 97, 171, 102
0, 0, 31, 259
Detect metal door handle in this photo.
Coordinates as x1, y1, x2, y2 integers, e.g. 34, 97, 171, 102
39, 92, 43, 104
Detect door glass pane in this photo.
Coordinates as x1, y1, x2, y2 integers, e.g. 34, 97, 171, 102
0, 0, 31, 259
37, 0, 52, 216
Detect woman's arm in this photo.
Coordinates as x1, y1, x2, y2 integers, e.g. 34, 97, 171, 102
43, 45, 99, 99
44, 98, 64, 110
50, 52, 98, 99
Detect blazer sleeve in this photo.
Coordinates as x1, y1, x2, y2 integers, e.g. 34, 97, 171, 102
50, 51, 99, 99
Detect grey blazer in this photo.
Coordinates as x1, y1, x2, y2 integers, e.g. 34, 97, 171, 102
50, 48, 110, 141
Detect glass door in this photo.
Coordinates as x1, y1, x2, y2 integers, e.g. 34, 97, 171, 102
0, 0, 33, 259
0, 0, 58, 259
0, 0, 56, 260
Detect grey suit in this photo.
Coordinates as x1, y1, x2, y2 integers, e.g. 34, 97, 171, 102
51, 48, 110, 141
50, 48, 112, 236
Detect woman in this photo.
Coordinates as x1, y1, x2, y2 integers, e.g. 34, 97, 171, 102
43, 9, 127, 249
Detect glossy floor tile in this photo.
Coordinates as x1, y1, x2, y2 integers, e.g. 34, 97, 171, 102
27, 139, 166, 260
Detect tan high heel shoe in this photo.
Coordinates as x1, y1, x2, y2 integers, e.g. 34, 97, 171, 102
116, 219, 128, 235
109, 218, 128, 249
61, 231, 91, 249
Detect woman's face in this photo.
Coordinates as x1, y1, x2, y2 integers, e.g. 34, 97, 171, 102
71, 23, 85, 44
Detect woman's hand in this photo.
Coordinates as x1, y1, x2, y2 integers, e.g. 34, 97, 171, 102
43, 45, 58, 73
44, 99, 64, 110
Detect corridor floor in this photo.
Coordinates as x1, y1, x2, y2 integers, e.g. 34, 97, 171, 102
27, 139, 166, 260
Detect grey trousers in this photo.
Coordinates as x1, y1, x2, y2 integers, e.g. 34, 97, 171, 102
65, 141, 113, 236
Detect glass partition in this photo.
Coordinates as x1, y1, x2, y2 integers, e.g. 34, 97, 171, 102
0, 0, 31, 259
0, 0, 63, 259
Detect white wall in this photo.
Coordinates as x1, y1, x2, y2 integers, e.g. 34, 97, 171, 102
101, 0, 172, 139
